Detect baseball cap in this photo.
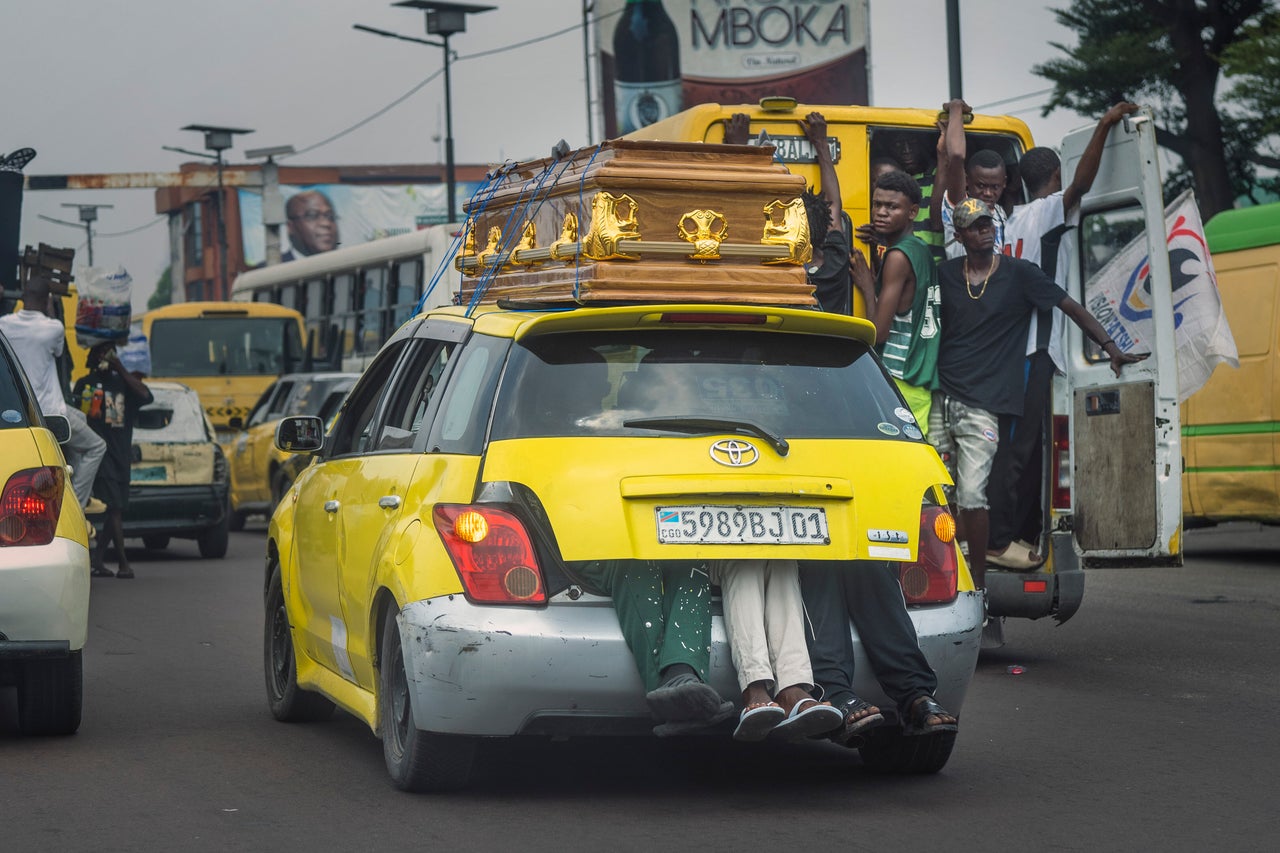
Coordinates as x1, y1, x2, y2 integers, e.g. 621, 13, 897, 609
952, 197, 995, 228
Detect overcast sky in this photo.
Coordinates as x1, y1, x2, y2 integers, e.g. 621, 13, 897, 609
7, 0, 1093, 308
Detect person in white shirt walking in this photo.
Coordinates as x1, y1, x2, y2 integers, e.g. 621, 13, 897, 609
0, 274, 107, 512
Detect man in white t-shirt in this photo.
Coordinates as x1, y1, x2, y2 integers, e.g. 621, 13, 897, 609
0, 275, 106, 509
936, 101, 1139, 567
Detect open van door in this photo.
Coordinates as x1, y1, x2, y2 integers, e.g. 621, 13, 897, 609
1060, 110, 1183, 567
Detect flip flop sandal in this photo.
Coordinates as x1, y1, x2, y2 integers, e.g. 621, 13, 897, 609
732, 702, 786, 742
903, 695, 959, 736
831, 697, 886, 746
90, 566, 115, 578
987, 540, 1044, 571
769, 698, 844, 742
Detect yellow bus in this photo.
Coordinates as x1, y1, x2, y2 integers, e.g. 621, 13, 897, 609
141, 301, 306, 439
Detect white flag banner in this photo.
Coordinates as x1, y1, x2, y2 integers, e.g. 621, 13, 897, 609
1084, 189, 1239, 401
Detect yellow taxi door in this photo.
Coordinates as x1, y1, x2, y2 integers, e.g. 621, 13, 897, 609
335, 330, 463, 691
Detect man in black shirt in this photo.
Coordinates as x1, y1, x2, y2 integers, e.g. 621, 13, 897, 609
930, 198, 1146, 589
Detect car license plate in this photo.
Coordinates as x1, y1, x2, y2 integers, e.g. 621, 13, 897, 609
656, 505, 830, 545
754, 134, 841, 164
131, 464, 168, 483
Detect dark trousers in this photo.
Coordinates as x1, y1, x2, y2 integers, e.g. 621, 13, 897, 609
799, 560, 937, 716
988, 350, 1055, 551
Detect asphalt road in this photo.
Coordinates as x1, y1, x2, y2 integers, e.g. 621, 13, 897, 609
4, 523, 1278, 852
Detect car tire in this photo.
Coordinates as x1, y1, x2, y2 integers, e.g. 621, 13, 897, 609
858, 727, 957, 775
379, 610, 476, 792
270, 468, 293, 510
264, 564, 334, 723
198, 511, 230, 559
18, 650, 83, 736
142, 534, 170, 551
229, 510, 247, 532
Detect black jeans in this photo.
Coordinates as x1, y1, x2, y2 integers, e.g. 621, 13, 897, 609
988, 350, 1055, 551
799, 560, 937, 716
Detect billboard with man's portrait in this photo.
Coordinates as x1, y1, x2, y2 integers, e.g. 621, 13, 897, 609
237, 182, 480, 267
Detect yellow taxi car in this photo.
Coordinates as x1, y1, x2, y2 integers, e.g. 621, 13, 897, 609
0, 331, 89, 735
265, 301, 982, 792
227, 372, 356, 529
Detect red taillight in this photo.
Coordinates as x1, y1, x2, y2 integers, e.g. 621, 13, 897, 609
1051, 414, 1071, 510
0, 466, 66, 547
898, 503, 959, 605
432, 504, 546, 605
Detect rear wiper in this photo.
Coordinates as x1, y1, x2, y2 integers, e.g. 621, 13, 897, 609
622, 416, 789, 457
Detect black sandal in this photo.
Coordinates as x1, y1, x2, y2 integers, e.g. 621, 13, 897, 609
903, 695, 958, 736
90, 566, 115, 578
831, 697, 886, 745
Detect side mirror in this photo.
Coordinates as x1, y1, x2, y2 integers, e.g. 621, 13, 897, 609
228, 416, 244, 431
275, 415, 325, 454
45, 414, 71, 444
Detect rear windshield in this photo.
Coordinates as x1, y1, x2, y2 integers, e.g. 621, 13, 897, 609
149, 317, 303, 378
490, 329, 909, 441
0, 344, 33, 429
135, 387, 210, 443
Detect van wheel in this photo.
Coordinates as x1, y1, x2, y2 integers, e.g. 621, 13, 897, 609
142, 535, 170, 551
379, 610, 476, 792
264, 564, 334, 722
858, 727, 956, 774
19, 651, 83, 736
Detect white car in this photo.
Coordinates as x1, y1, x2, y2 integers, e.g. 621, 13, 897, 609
0, 330, 90, 735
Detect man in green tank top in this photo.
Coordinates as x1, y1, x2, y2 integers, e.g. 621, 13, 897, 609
851, 170, 941, 432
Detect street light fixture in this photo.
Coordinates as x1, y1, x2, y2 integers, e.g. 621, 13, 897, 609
381, 1, 495, 223
59, 203, 114, 266
245, 145, 296, 267
180, 124, 254, 299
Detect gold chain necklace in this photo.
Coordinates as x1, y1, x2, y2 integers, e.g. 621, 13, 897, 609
964, 255, 998, 299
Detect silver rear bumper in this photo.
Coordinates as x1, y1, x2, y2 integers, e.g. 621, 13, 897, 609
397, 590, 982, 736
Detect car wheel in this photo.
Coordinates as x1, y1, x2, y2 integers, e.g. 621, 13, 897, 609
379, 610, 476, 792
858, 727, 957, 774
270, 468, 293, 510
229, 510, 247, 532
264, 564, 334, 722
142, 534, 170, 551
198, 511, 230, 559
18, 650, 83, 736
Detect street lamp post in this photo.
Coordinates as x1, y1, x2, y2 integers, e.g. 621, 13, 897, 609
180, 125, 253, 299
246, 145, 296, 267
58, 203, 113, 266
388, 2, 495, 223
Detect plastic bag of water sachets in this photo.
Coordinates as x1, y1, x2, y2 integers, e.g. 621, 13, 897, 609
75, 265, 133, 348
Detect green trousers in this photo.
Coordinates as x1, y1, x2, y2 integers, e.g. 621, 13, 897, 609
575, 560, 712, 692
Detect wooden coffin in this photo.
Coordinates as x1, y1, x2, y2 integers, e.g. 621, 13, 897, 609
455, 140, 816, 307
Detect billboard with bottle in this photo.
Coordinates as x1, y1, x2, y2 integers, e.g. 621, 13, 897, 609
598, 0, 869, 138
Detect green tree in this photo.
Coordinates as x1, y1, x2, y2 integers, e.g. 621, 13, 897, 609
147, 267, 171, 311
1221, 9, 1280, 167
1034, 0, 1278, 217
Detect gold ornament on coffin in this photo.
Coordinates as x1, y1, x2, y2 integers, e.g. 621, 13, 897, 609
678, 209, 728, 261
761, 198, 812, 265
581, 192, 641, 261
477, 226, 506, 270
548, 212, 580, 262
511, 220, 541, 267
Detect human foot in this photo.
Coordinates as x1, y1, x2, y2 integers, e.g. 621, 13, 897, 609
831, 696, 885, 745
645, 672, 723, 722
903, 695, 958, 735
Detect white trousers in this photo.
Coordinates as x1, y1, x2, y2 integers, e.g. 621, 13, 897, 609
714, 559, 814, 694
63, 407, 106, 506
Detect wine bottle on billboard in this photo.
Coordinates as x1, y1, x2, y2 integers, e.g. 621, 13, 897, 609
613, 0, 681, 134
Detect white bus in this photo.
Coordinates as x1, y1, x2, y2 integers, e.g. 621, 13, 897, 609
230, 227, 461, 372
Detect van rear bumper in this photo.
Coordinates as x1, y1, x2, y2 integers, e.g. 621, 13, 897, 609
986, 530, 1084, 624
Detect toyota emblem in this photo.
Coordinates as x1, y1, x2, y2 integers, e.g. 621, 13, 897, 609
709, 438, 759, 467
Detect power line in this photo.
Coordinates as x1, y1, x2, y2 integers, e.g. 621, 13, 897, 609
975, 88, 1055, 111
290, 8, 623, 159
94, 216, 167, 238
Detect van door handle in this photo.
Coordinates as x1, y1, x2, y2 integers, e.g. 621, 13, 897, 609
378, 495, 401, 510
324, 500, 340, 513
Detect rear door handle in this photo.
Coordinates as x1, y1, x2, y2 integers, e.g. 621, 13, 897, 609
378, 495, 401, 510
324, 500, 340, 513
